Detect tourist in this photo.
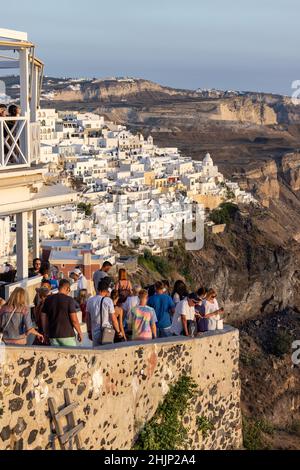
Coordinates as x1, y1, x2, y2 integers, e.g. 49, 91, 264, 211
40, 266, 59, 290
93, 261, 113, 293
7, 105, 21, 164
77, 288, 89, 323
111, 290, 126, 342
146, 283, 156, 297
8, 104, 21, 118
34, 287, 51, 341
162, 280, 171, 294
127, 289, 157, 341
115, 268, 133, 302
195, 287, 208, 332
122, 285, 141, 318
0, 104, 8, 117
147, 281, 175, 337
41, 279, 83, 347
171, 293, 200, 337
33, 278, 52, 315
70, 268, 88, 290
28, 258, 42, 278
172, 280, 189, 305
122, 285, 141, 338
86, 278, 123, 347
3, 262, 14, 273
200, 289, 224, 331
0, 287, 44, 345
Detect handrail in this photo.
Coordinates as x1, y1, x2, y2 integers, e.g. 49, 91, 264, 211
0, 116, 30, 168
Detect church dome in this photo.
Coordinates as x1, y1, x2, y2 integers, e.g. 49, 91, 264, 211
203, 153, 213, 165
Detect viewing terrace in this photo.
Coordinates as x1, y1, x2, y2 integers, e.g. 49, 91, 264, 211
0, 28, 77, 298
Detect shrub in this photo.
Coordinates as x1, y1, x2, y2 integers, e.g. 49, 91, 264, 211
139, 250, 171, 277
209, 202, 239, 225
77, 202, 93, 217
196, 416, 214, 438
133, 375, 197, 450
268, 330, 292, 357
243, 417, 274, 450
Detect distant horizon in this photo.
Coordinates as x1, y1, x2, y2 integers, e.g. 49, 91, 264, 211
1, 73, 293, 99
1, 0, 300, 97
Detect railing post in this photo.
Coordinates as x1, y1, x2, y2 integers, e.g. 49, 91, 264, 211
0, 120, 4, 167
19, 48, 31, 166
32, 209, 40, 259
16, 211, 29, 281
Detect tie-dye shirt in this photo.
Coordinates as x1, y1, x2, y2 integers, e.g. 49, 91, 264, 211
128, 305, 157, 341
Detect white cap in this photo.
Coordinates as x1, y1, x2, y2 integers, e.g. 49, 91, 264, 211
72, 268, 82, 275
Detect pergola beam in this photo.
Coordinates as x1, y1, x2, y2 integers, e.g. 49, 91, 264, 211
0, 28, 28, 41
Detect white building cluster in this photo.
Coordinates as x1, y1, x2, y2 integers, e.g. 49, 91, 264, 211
32, 108, 255, 251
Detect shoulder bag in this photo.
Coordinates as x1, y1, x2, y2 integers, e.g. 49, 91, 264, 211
0, 308, 16, 344
99, 298, 115, 345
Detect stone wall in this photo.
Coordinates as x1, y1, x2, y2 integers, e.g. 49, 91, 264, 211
0, 326, 242, 450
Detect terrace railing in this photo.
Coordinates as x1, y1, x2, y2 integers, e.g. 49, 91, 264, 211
0, 116, 30, 169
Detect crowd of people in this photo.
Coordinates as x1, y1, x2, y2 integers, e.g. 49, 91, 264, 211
0, 258, 224, 348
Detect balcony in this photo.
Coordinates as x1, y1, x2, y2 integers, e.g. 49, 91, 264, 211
0, 117, 30, 168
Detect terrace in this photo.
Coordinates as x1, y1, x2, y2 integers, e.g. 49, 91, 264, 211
0, 29, 77, 298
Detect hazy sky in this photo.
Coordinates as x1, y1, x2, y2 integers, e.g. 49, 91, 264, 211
1, 0, 300, 95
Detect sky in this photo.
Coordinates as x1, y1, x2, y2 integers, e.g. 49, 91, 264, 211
1, 0, 300, 95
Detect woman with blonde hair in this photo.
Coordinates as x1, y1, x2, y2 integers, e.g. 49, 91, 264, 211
0, 288, 44, 345
200, 288, 224, 331
115, 268, 133, 302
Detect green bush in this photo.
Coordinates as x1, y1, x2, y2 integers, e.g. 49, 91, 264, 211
133, 375, 197, 450
77, 202, 93, 217
243, 417, 274, 450
268, 330, 292, 357
196, 416, 214, 438
139, 250, 171, 277
209, 202, 239, 225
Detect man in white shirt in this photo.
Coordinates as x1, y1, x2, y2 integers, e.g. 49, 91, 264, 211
71, 268, 88, 291
171, 293, 200, 337
86, 278, 122, 347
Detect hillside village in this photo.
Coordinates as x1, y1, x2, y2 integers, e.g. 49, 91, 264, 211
0, 108, 256, 267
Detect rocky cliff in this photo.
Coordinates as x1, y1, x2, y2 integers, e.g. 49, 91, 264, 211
281, 152, 300, 192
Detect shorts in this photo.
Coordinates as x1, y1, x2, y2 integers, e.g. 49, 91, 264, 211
50, 337, 77, 348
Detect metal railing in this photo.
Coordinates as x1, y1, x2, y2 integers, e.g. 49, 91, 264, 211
0, 116, 30, 169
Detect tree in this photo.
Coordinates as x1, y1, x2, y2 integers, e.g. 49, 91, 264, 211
77, 202, 93, 217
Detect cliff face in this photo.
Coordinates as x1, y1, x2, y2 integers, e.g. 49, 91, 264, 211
281, 152, 300, 192
168, 205, 300, 323
239, 160, 280, 207
50, 79, 198, 103
211, 99, 277, 126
